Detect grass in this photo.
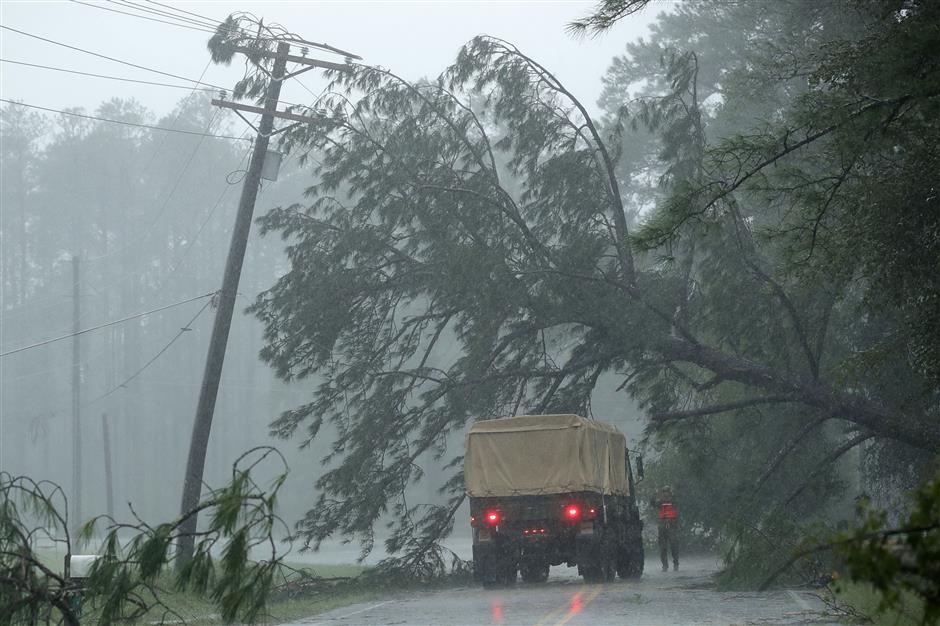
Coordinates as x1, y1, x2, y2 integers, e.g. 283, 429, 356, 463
134, 564, 379, 626
830, 582, 928, 626
30, 548, 377, 625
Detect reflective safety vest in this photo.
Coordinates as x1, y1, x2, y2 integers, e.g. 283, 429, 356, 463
658, 501, 678, 520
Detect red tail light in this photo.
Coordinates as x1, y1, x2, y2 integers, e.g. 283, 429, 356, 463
564, 504, 581, 520
484, 510, 501, 526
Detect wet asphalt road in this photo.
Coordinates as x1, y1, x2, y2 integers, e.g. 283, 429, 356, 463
286, 555, 843, 626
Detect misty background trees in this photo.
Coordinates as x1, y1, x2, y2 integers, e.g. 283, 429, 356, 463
0, 93, 331, 527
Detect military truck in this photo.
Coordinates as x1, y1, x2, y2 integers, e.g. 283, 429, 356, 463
464, 414, 644, 587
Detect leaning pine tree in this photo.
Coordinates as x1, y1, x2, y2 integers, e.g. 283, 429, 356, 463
209, 0, 940, 579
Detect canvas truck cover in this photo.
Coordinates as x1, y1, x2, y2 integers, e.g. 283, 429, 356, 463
464, 414, 629, 498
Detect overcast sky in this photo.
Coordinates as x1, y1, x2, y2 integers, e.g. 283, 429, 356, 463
1, 1, 665, 126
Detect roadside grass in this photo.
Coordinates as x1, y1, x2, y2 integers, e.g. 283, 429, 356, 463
830, 582, 927, 626
121, 563, 378, 626
31, 548, 375, 625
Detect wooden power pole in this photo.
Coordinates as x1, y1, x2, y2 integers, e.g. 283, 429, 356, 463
177, 39, 342, 565
101, 413, 114, 519
71, 254, 82, 537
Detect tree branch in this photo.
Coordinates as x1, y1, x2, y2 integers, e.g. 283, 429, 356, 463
650, 395, 798, 422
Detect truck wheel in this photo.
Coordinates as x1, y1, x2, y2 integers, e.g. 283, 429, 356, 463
481, 571, 501, 589
581, 560, 613, 584
581, 564, 602, 583
617, 552, 643, 580
617, 536, 645, 580
520, 559, 549, 583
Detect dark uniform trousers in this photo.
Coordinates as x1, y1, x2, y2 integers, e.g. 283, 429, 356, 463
658, 519, 679, 569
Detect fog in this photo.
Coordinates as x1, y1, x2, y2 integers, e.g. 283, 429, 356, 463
2, 2, 938, 624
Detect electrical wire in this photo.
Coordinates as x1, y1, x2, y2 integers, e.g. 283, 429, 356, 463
145, 0, 362, 58
68, 0, 219, 35
0, 24, 229, 92
0, 291, 215, 358
12, 296, 216, 423
0, 341, 115, 383
112, 0, 258, 38
1, 133, 252, 383
145, 0, 223, 26
72, 0, 316, 51
83, 297, 213, 404
0, 99, 249, 141
116, 0, 221, 30
164, 132, 256, 279
2, 138, 254, 409
106, 0, 269, 41
0, 59, 304, 108
0, 58, 215, 91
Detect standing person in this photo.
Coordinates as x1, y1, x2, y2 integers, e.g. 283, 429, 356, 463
650, 485, 679, 571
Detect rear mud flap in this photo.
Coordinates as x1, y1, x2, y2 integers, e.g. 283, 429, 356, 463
575, 533, 605, 568
473, 540, 519, 581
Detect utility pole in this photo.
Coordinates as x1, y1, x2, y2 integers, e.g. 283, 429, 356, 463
71, 255, 82, 538
177, 30, 358, 566
177, 41, 291, 566
101, 413, 114, 519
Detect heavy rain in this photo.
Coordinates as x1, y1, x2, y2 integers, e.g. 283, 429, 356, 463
1, 1, 938, 625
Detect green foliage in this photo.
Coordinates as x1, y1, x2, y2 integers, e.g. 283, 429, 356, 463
832, 582, 926, 626
0, 448, 291, 625
716, 516, 835, 591
0, 474, 76, 625
597, 0, 939, 583
831, 466, 940, 625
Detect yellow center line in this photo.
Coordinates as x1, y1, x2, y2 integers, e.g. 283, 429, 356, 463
551, 585, 604, 626
531, 584, 586, 626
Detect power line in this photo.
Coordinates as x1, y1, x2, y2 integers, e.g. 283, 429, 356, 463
71, 0, 301, 50
1, 137, 252, 383
0, 291, 216, 358
0, 99, 250, 142
13, 298, 216, 420
0, 59, 303, 108
0, 24, 229, 92
131, 0, 358, 60
84, 298, 213, 404
106, 0, 267, 40
145, 0, 225, 28
117, 0, 221, 30
0, 58, 216, 91
164, 134, 255, 277
145, 0, 361, 58
112, 0, 255, 37
0, 341, 114, 384
68, 0, 219, 35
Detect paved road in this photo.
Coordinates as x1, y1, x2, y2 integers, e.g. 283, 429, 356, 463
286, 556, 843, 626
